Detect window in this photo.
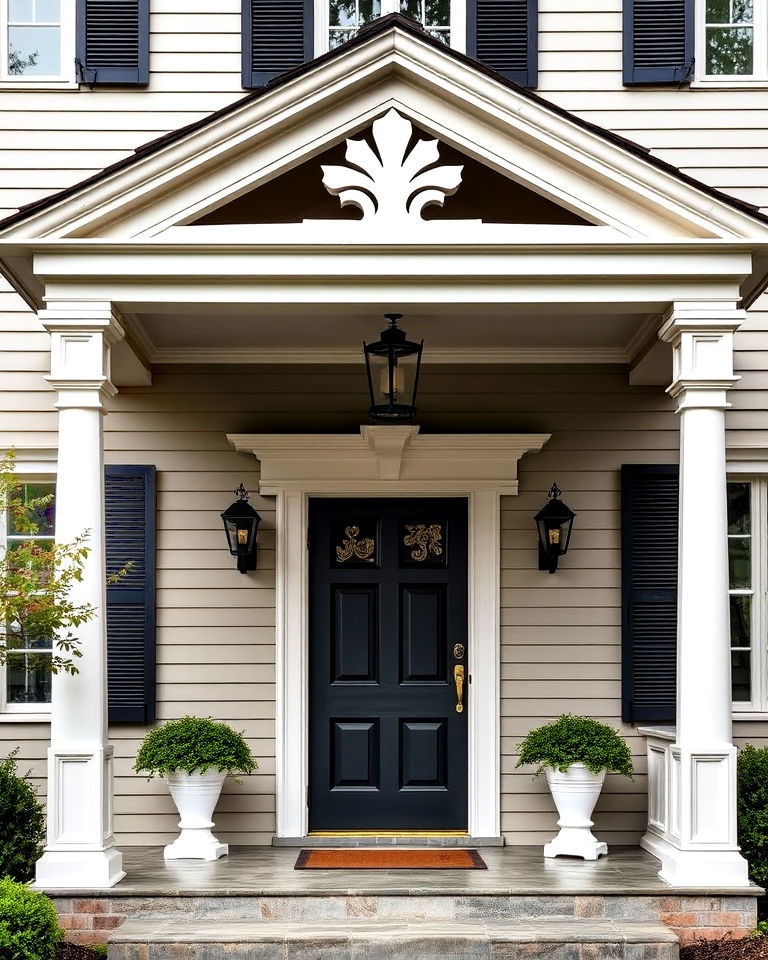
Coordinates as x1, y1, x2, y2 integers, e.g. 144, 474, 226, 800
1, 481, 55, 713
1, 0, 75, 83
697, 0, 768, 81
728, 479, 768, 713
318, 0, 459, 54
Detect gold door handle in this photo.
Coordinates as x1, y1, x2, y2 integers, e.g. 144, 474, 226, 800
454, 664, 465, 713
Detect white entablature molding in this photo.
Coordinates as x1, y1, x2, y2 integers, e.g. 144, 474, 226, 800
228, 426, 550, 839
228, 425, 550, 494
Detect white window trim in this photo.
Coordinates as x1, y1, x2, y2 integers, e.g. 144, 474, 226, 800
0, 0, 77, 88
693, 0, 768, 86
0, 450, 56, 721
313, 0, 465, 58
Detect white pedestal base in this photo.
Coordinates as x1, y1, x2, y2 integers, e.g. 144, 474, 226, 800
34, 847, 125, 888
543, 764, 609, 861
641, 832, 750, 888
164, 834, 228, 861
164, 770, 228, 862
544, 831, 608, 860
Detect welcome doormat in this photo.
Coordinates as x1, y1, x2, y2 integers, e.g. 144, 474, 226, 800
294, 849, 487, 869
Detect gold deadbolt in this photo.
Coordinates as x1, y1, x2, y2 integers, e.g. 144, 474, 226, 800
453, 643, 465, 660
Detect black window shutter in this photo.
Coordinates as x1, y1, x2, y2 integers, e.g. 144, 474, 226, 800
242, 0, 313, 88
105, 465, 156, 724
623, 0, 693, 85
621, 464, 678, 724
467, 0, 538, 88
76, 0, 149, 86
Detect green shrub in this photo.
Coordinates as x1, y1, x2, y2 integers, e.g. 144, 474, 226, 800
90, 945, 109, 957
134, 715, 257, 778
516, 714, 633, 778
737, 743, 768, 888
0, 878, 61, 960
0, 748, 46, 882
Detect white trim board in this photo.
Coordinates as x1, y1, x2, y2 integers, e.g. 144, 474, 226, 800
228, 426, 550, 838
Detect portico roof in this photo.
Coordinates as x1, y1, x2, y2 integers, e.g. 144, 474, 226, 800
0, 13, 767, 378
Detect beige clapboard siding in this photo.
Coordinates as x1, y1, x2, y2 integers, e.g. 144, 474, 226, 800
0, 359, 764, 843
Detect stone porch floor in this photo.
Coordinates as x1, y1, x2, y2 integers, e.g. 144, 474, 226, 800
42, 847, 762, 949
42, 845, 759, 897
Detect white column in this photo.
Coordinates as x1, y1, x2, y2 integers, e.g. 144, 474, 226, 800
34, 303, 126, 889
641, 303, 749, 887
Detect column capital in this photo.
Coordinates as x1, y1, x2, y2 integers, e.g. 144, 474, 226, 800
659, 303, 745, 411
40, 302, 124, 409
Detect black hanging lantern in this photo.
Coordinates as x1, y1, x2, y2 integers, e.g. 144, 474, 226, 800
363, 313, 423, 423
534, 483, 575, 574
221, 483, 262, 573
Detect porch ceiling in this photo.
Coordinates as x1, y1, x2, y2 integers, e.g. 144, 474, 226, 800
126, 301, 660, 365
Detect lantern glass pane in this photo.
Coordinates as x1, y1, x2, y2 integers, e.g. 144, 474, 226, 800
224, 517, 239, 553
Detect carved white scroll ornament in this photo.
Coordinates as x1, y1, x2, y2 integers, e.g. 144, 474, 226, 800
320, 109, 463, 224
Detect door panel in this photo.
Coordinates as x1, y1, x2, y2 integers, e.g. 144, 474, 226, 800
332, 586, 378, 683
309, 497, 468, 832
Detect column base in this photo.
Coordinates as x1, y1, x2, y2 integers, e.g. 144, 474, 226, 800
33, 846, 125, 889
642, 832, 750, 888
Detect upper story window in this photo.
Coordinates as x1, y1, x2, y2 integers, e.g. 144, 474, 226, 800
728, 479, 768, 713
1, 0, 75, 84
1, 481, 55, 713
320, 0, 458, 54
698, 0, 768, 81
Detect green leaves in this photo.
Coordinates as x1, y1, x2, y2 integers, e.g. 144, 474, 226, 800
737, 744, 768, 888
134, 716, 257, 778
1, 453, 95, 677
0, 749, 46, 883
516, 714, 634, 778
0, 877, 62, 960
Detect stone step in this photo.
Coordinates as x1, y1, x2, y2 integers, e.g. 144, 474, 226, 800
108, 916, 679, 960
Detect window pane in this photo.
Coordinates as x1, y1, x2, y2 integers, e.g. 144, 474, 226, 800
427, 28, 449, 42
329, 0, 356, 27
705, 26, 753, 74
329, 28, 353, 46
35, 0, 59, 21
358, 0, 380, 23
728, 537, 751, 588
8, 24, 60, 75
730, 594, 751, 648
400, 0, 422, 19
732, 0, 753, 21
8, 0, 33, 21
731, 649, 751, 702
6, 652, 52, 703
425, 0, 449, 25
728, 482, 750, 535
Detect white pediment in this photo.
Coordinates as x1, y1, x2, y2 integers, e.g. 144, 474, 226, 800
2, 20, 768, 245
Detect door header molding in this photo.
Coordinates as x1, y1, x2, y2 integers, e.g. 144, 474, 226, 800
228, 426, 551, 494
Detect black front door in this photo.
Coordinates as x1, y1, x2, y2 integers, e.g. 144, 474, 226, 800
308, 498, 468, 832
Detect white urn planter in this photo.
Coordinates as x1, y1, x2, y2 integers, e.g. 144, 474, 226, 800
163, 769, 229, 861
543, 763, 608, 860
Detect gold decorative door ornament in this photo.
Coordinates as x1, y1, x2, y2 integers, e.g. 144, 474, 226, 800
403, 523, 443, 562
335, 526, 375, 563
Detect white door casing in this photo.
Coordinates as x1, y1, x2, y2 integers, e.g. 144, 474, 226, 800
228, 426, 550, 838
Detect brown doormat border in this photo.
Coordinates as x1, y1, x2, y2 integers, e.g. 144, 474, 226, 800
294, 848, 487, 870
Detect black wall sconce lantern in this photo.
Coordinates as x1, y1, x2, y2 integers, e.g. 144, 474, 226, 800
363, 313, 423, 423
221, 483, 262, 573
535, 483, 576, 574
